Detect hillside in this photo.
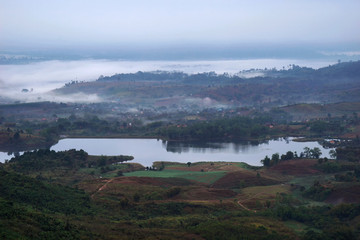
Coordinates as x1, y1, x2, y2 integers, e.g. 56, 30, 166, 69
1, 148, 360, 239
53, 61, 360, 109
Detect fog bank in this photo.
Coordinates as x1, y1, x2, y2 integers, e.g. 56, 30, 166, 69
0, 58, 336, 103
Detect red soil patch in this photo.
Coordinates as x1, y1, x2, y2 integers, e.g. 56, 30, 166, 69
90, 176, 196, 188
269, 159, 320, 176
211, 171, 280, 189
325, 185, 360, 204
109, 176, 178, 187
341, 124, 360, 139
80, 177, 172, 194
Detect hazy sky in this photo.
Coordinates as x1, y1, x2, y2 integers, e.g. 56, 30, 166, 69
1, 0, 359, 53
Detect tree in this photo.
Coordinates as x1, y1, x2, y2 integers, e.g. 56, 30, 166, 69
285, 151, 294, 160
261, 156, 271, 167
310, 121, 327, 134
303, 147, 311, 158
329, 149, 337, 159
13, 132, 20, 140
97, 156, 107, 167
310, 147, 322, 159
187, 162, 191, 167
271, 153, 280, 165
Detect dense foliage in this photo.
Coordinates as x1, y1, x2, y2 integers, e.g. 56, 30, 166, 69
1, 146, 360, 239
8, 149, 133, 173
336, 146, 360, 162
0, 169, 91, 214
158, 116, 272, 140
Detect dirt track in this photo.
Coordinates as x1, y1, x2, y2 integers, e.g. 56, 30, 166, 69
237, 192, 266, 212
91, 178, 114, 198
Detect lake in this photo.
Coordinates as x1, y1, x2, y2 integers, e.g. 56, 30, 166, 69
0, 138, 334, 166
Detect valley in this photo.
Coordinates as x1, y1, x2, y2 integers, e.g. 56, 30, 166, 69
0, 61, 360, 239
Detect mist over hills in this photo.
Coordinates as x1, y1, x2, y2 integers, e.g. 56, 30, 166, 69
53, 60, 360, 110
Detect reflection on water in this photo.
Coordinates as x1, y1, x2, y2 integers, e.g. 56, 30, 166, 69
164, 140, 266, 154
0, 137, 334, 167
162, 137, 299, 155
0, 151, 20, 163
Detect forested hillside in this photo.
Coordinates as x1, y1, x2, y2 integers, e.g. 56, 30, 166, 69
54, 61, 360, 109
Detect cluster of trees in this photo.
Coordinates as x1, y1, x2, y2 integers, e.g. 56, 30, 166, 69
95, 155, 134, 167
37, 115, 146, 143
334, 170, 360, 182
97, 70, 242, 85
303, 181, 333, 201
0, 169, 91, 215
336, 146, 360, 162
98, 71, 187, 82
266, 193, 359, 239
261, 147, 322, 167
261, 151, 294, 167
0, 169, 94, 239
309, 120, 345, 134
301, 147, 322, 159
9, 149, 88, 172
8, 148, 133, 173
41, 116, 132, 140
158, 116, 271, 140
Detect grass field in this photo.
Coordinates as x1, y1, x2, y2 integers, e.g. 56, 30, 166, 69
124, 169, 226, 184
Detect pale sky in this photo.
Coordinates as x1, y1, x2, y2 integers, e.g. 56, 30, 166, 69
1, 0, 359, 50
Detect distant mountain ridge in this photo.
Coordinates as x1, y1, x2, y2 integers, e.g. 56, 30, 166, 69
55, 60, 360, 109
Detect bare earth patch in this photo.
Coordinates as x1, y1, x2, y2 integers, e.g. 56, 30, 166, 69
269, 159, 320, 176
211, 170, 280, 189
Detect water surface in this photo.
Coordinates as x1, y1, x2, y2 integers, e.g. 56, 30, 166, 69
0, 138, 334, 166
49, 138, 332, 166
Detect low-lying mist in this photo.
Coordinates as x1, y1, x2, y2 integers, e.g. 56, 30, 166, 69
0, 58, 336, 103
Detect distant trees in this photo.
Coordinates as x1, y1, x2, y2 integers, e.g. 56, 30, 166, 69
9, 149, 89, 172
261, 151, 297, 167
303, 147, 311, 158
13, 131, 20, 141
158, 116, 271, 141
310, 147, 322, 159
336, 147, 360, 162
303, 147, 322, 159
310, 120, 344, 134
284, 151, 294, 160
261, 147, 322, 167
261, 156, 271, 167
9, 148, 133, 173
271, 153, 280, 164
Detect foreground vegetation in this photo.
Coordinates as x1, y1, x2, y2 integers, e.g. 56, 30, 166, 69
1, 145, 359, 239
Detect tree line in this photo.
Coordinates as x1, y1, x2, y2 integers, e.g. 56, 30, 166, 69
261, 147, 323, 167
158, 116, 272, 141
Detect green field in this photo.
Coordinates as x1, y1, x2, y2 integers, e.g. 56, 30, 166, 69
124, 169, 226, 184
